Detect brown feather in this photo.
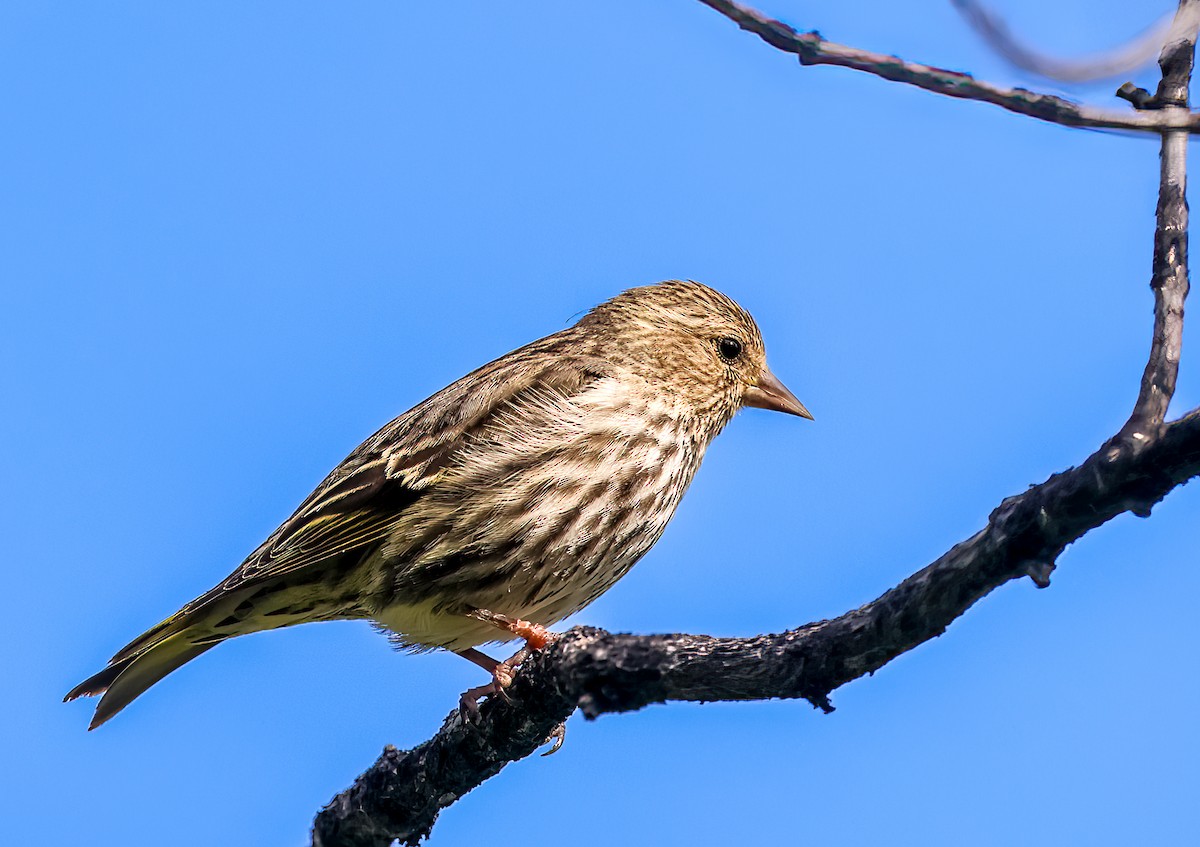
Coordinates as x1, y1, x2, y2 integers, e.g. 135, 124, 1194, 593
65, 280, 805, 726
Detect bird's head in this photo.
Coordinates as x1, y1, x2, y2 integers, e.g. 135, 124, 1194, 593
576, 280, 811, 430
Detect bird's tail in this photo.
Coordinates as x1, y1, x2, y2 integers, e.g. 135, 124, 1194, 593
64, 610, 221, 730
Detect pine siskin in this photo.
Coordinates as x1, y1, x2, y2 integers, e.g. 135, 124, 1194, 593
66, 280, 810, 728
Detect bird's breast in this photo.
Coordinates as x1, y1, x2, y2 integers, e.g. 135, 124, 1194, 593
373, 378, 711, 648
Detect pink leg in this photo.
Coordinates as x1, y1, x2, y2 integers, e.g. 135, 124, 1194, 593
457, 647, 500, 674
468, 609, 558, 650
455, 648, 507, 719
453, 613, 560, 718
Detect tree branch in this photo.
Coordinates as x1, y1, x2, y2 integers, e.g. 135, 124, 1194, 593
694, 0, 1199, 134
1123, 1, 1196, 441
310, 5, 1200, 844
312, 410, 1200, 847
952, 0, 1179, 83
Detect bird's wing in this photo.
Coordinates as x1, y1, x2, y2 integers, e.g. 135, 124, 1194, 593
183, 331, 606, 610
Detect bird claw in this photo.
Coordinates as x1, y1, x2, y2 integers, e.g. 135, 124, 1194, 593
458, 682, 494, 723
493, 661, 516, 689
540, 721, 567, 756
457, 658, 519, 721
456, 612, 559, 720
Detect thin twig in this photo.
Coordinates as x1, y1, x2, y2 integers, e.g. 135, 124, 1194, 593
694, 0, 1198, 134
952, 0, 1178, 83
1122, 0, 1196, 442
312, 409, 1200, 846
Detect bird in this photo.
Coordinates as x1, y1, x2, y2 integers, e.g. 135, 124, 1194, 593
65, 280, 811, 729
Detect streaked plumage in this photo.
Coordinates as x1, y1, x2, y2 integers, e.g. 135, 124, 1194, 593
66, 280, 810, 728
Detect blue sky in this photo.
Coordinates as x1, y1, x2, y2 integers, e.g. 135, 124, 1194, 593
3, 1, 1196, 844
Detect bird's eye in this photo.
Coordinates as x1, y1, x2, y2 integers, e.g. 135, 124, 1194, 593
717, 337, 743, 362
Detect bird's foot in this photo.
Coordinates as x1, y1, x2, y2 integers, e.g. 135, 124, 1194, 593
456, 649, 519, 721
470, 608, 559, 651
509, 618, 555, 650
455, 614, 559, 722
492, 658, 516, 689
458, 682, 493, 722
540, 721, 567, 756
458, 671, 509, 722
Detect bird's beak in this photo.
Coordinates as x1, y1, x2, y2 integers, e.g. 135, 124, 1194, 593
743, 368, 813, 420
